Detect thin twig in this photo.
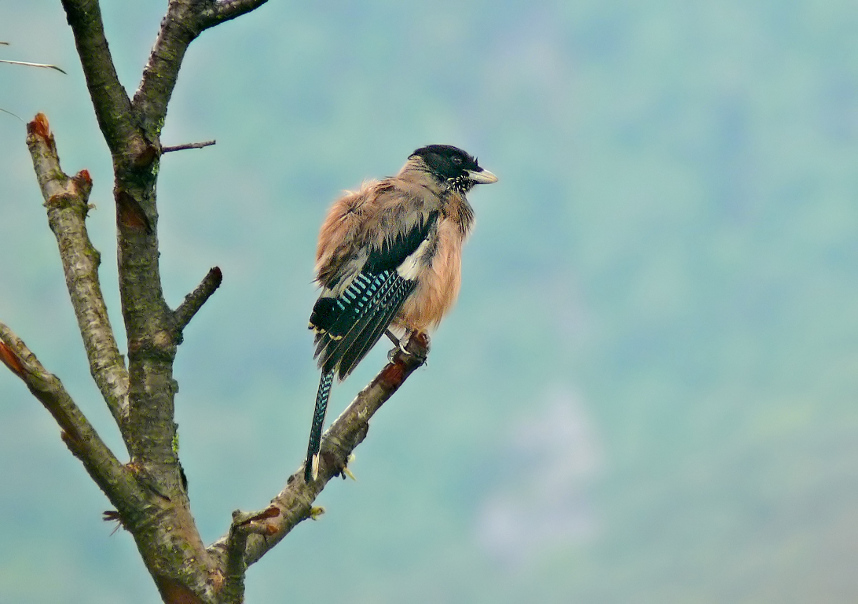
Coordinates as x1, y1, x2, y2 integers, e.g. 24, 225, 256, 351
162, 139, 216, 153
0, 59, 67, 74
0, 107, 24, 122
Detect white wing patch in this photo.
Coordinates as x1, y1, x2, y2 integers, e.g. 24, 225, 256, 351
396, 236, 432, 280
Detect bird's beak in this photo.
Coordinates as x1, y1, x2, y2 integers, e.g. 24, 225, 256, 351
468, 168, 498, 184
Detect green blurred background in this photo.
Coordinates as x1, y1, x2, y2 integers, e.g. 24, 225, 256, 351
2, 1, 857, 602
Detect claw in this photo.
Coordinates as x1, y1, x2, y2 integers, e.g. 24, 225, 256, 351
342, 453, 357, 481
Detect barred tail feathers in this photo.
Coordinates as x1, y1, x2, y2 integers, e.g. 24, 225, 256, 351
305, 370, 335, 482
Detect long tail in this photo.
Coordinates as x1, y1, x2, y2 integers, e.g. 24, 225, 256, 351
305, 370, 334, 482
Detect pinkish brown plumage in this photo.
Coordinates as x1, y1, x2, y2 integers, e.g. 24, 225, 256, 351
304, 145, 496, 482
394, 193, 472, 332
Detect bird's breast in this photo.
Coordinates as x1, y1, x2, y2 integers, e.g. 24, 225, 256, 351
394, 217, 465, 332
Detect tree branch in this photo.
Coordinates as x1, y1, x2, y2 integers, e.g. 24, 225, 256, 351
25, 113, 130, 427
173, 267, 223, 335
133, 0, 270, 135
132, 0, 203, 138
199, 0, 272, 27
0, 322, 143, 507
219, 507, 279, 602
207, 335, 429, 570
59, 0, 145, 158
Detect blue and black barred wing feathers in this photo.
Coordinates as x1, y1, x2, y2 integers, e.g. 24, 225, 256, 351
309, 211, 438, 380
311, 270, 415, 379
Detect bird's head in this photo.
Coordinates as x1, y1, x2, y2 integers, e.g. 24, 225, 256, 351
410, 144, 498, 193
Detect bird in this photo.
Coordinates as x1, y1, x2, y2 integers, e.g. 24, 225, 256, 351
304, 144, 497, 482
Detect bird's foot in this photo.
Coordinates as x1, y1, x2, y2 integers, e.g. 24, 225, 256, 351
406, 331, 431, 356
341, 454, 357, 481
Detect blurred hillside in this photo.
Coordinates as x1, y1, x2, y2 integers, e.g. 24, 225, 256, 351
2, 1, 858, 602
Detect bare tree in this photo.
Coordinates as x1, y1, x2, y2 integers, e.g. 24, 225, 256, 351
0, 2, 427, 602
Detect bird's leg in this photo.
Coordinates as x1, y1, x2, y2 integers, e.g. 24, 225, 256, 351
385, 327, 412, 355
386, 329, 407, 362
387, 329, 430, 363
384, 328, 402, 348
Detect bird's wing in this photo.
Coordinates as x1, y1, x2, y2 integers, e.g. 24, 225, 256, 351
310, 210, 438, 379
